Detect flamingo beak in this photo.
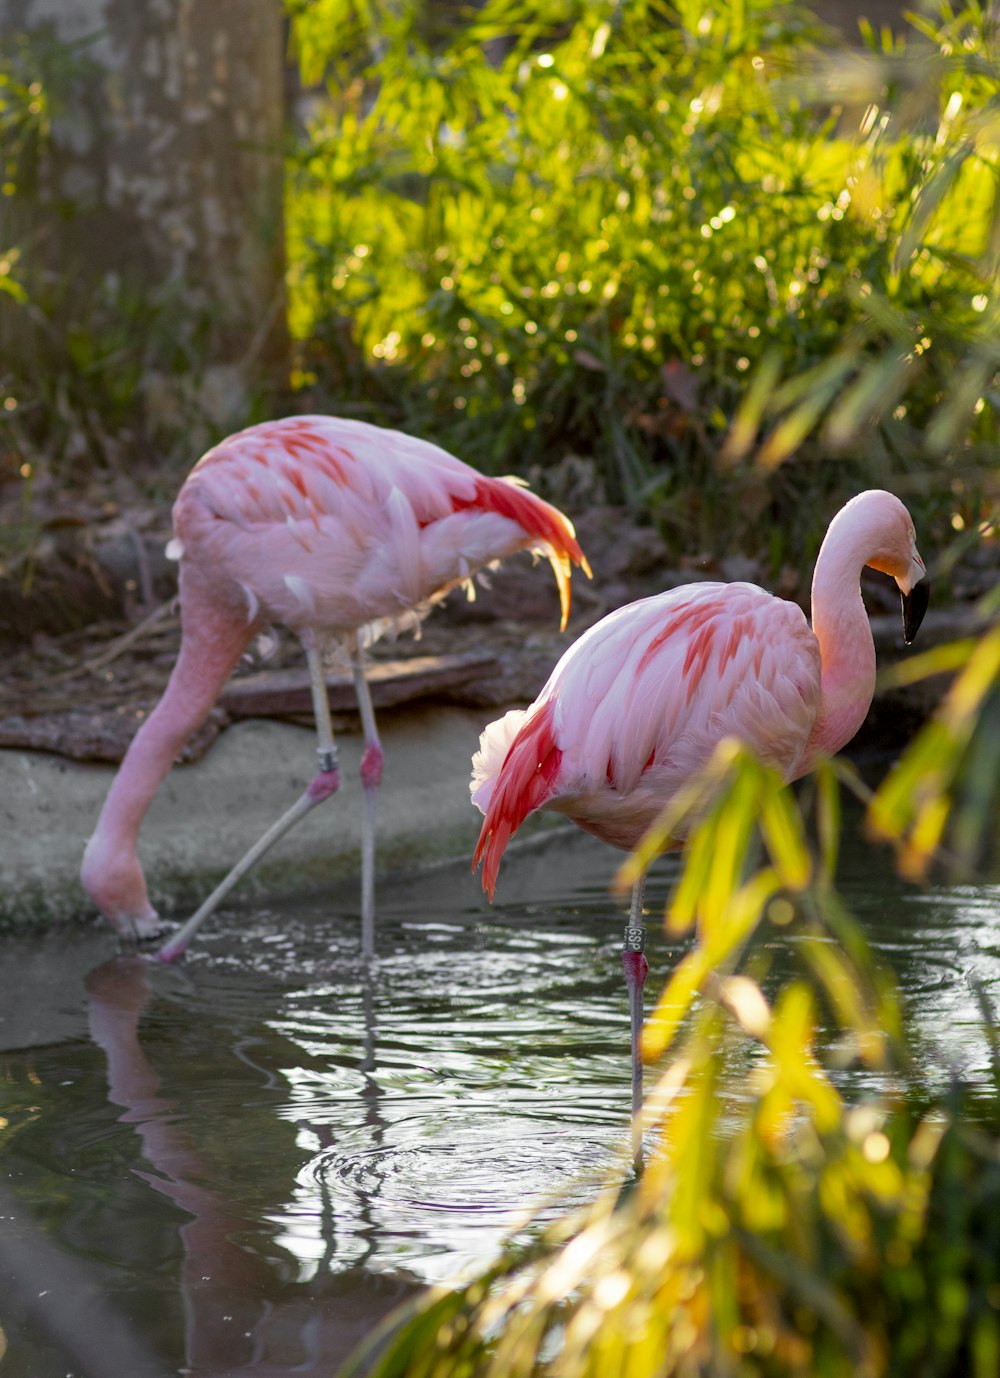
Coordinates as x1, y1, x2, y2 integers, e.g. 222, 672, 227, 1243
901, 579, 929, 645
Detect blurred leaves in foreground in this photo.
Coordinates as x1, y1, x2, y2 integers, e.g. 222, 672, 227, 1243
870, 600, 1000, 881
344, 626, 1000, 1378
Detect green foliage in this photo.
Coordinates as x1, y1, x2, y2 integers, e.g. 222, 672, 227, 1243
288, 0, 836, 524
0, 263, 242, 500
3, 0, 994, 577
728, 2, 1000, 481
870, 597, 1000, 880
0, 33, 50, 305
287, 0, 999, 563
344, 719, 1000, 1378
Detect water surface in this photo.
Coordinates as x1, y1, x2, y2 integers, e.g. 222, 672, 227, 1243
1, 826, 999, 1376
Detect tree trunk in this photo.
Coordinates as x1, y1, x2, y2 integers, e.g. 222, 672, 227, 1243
1, 0, 287, 445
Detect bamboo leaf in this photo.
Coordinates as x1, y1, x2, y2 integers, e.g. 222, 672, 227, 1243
643, 948, 710, 1059
823, 348, 920, 450
876, 638, 976, 689
757, 355, 860, 468
894, 138, 975, 274
759, 781, 812, 890
814, 759, 841, 881
719, 348, 783, 465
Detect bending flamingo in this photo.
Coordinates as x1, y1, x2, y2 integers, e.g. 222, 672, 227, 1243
82, 415, 589, 960
471, 489, 929, 1162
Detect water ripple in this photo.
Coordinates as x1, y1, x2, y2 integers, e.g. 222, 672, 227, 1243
2, 826, 1000, 1338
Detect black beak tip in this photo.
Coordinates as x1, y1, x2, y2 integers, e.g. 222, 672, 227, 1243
901, 579, 930, 645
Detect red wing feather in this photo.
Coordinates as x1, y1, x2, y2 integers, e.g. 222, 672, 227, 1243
473, 700, 562, 899
451, 478, 587, 571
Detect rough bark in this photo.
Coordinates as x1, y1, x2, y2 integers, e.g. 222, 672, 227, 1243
1, 0, 287, 426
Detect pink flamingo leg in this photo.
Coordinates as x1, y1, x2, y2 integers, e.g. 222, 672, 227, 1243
351, 642, 383, 961
157, 641, 341, 962
622, 875, 649, 1172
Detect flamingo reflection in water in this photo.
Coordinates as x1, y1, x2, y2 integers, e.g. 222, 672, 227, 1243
85, 958, 405, 1375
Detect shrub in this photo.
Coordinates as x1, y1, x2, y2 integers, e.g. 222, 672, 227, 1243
288, 0, 999, 567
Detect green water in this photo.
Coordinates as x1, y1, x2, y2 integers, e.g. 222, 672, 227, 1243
1, 827, 998, 1376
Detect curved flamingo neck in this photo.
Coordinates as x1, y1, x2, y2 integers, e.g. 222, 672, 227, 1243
803, 509, 878, 764
82, 572, 254, 923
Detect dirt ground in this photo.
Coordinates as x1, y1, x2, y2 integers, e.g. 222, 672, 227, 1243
0, 494, 712, 764
0, 480, 992, 771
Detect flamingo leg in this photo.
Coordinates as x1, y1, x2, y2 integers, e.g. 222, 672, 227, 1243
622, 874, 649, 1172
350, 639, 383, 962
156, 641, 341, 962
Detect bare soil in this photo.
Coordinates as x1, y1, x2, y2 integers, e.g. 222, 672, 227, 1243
1, 480, 990, 767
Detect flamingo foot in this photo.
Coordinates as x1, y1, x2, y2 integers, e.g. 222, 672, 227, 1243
155, 938, 186, 965
110, 909, 171, 953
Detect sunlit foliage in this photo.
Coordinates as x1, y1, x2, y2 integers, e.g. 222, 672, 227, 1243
344, 737, 1000, 1378
287, 0, 999, 560
725, 3, 1000, 477
0, 37, 49, 305
870, 593, 1000, 880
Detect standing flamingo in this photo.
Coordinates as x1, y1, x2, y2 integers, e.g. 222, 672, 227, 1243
471, 489, 929, 1163
82, 415, 589, 960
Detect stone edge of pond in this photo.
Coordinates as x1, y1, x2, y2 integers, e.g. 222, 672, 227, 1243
0, 704, 505, 933
1, 627, 962, 936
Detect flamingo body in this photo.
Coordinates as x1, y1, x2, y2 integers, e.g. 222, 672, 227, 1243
472, 582, 820, 894
173, 415, 584, 639
82, 415, 589, 941
472, 489, 928, 898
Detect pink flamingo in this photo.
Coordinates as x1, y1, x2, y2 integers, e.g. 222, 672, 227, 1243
471, 489, 929, 1161
82, 415, 589, 960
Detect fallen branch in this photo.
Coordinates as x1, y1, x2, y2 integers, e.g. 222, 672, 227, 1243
49, 599, 177, 684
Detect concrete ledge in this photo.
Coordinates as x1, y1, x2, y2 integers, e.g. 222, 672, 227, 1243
1, 705, 495, 930
3, 602, 980, 932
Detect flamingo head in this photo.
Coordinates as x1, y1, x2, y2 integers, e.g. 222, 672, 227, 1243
81, 838, 163, 944
852, 490, 929, 645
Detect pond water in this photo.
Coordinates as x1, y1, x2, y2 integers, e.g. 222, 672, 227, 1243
1, 824, 999, 1377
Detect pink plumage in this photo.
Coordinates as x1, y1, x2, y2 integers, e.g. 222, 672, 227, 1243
472, 489, 929, 898
82, 415, 590, 951
172, 415, 587, 636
